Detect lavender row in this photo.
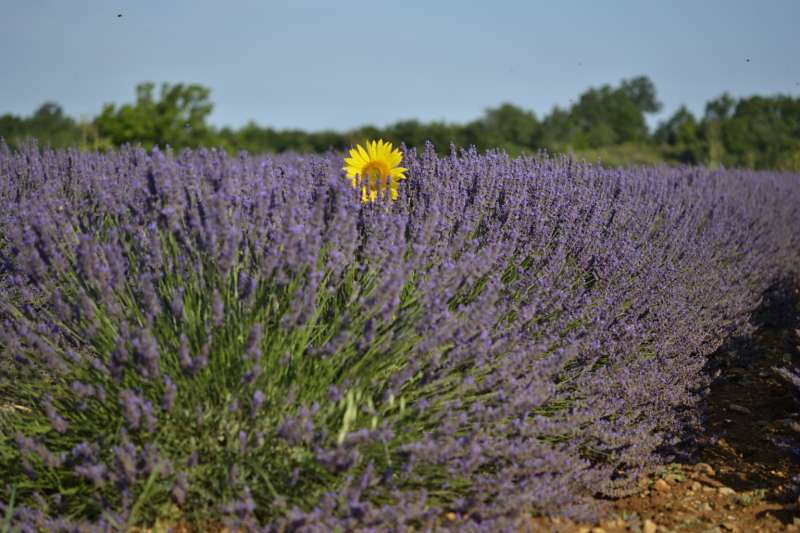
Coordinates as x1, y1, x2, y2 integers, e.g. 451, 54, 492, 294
0, 141, 799, 531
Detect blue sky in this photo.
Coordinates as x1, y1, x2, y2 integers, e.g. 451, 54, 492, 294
1, 0, 798, 130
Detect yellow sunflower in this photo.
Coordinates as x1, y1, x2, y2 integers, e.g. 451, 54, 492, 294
343, 139, 407, 203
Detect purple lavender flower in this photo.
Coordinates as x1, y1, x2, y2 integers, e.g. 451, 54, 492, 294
42, 395, 69, 434
252, 390, 265, 413
1, 142, 799, 530
161, 376, 177, 412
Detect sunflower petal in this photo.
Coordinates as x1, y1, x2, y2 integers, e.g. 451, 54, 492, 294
345, 140, 406, 203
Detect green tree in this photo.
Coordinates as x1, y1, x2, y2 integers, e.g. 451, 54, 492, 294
620, 76, 662, 114
539, 106, 575, 149
0, 114, 25, 146
0, 103, 81, 149
720, 95, 800, 169
4, 77, 799, 171
94, 82, 217, 149
541, 76, 660, 150
472, 103, 543, 154
655, 106, 704, 164
704, 93, 736, 122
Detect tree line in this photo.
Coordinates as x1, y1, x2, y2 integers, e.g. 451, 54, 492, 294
1, 77, 799, 171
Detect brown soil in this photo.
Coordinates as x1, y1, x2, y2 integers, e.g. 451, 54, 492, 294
524, 291, 800, 533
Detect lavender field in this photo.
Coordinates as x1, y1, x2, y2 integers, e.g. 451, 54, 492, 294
1, 141, 799, 531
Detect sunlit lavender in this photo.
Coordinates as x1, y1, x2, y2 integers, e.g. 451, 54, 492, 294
1, 141, 799, 531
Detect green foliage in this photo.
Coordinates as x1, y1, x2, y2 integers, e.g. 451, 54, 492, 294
720, 95, 800, 170
0, 230, 428, 525
94, 83, 216, 150
381, 119, 467, 154
0, 103, 82, 149
654, 106, 704, 164
543, 79, 658, 149
469, 103, 544, 154
620, 76, 662, 114
0, 204, 579, 527
656, 93, 800, 170
568, 143, 665, 168
3, 76, 800, 170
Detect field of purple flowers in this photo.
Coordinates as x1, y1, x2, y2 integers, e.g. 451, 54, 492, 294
0, 141, 799, 531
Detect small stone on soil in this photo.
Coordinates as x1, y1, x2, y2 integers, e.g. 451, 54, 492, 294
642, 519, 657, 533
653, 479, 671, 493
728, 403, 752, 415
695, 463, 715, 476
718, 487, 736, 496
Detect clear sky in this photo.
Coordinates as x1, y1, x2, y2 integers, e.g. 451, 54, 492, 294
1, 0, 798, 131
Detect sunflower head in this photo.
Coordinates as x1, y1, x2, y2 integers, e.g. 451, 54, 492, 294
343, 139, 407, 203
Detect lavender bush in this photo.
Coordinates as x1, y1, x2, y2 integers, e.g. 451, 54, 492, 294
1, 141, 799, 531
